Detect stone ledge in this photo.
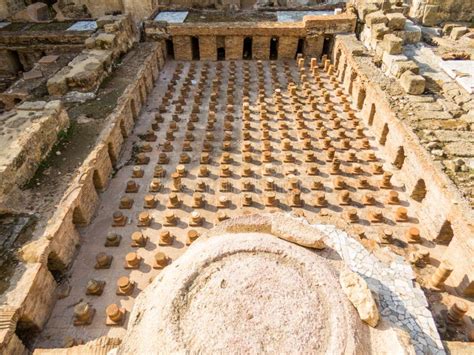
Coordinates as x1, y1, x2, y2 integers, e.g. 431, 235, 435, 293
0, 42, 164, 354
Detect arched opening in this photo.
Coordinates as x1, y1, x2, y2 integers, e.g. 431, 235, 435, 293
16, 318, 40, 350
349, 72, 357, 95
322, 36, 333, 57
47, 251, 66, 282
72, 206, 87, 226
93, 169, 104, 191
108, 142, 117, 166
270, 37, 279, 60
393, 146, 405, 169
340, 63, 347, 82
435, 220, 454, 245
379, 123, 389, 145
191, 36, 200, 60
243, 37, 252, 60
335, 49, 342, 68
120, 119, 127, 138
411, 179, 427, 202
166, 39, 175, 59
296, 38, 305, 59
368, 103, 375, 126
139, 85, 146, 105
357, 88, 366, 110
130, 99, 138, 120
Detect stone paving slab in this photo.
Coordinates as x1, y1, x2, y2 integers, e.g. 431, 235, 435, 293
154, 11, 189, 23
276, 10, 333, 22
440, 60, 474, 94
67, 21, 97, 32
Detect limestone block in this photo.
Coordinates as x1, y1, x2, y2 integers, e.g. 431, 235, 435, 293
225, 36, 243, 60
371, 23, 390, 40
386, 12, 406, 31
199, 36, 217, 61
173, 36, 193, 61
382, 34, 403, 55
382, 51, 407, 75
305, 35, 324, 58
47, 71, 68, 96
96, 15, 117, 28
450, 27, 468, 40
422, 4, 439, 27
400, 70, 426, 95
339, 269, 379, 327
95, 33, 117, 49
253, 36, 271, 60
357, 2, 379, 21
278, 37, 299, 60
365, 11, 387, 28
12, 2, 50, 22
390, 60, 419, 78
393, 21, 422, 44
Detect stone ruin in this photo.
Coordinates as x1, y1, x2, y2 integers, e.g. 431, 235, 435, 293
0, 0, 473, 354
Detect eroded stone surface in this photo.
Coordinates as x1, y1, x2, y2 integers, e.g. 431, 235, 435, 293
119, 231, 369, 354
340, 268, 380, 327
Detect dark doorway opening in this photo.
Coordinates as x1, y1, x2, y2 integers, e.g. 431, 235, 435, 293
217, 47, 225, 60
217, 36, 225, 60
191, 36, 200, 60
295, 38, 305, 58
322, 36, 332, 57
243, 37, 252, 60
270, 37, 279, 60
166, 39, 174, 59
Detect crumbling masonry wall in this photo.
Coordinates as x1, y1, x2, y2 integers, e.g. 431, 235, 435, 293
333, 35, 474, 297
0, 42, 166, 354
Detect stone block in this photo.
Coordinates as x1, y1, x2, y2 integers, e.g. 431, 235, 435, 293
357, 2, 380, 21
386, 13, 406, 31
12, 2, 50, 22
95, 33, 116, 49
38, 55, 59, 65
422, 5, 439, 27
371, 23, 390, 40
442, 23, 458, 36
225, 36, 243, 60
173, 36, 193, 61
400, 71, 426, 95
305, 35, 324, 58
382, 34, 403, 55
199, 36, 217, 61
391, 60, 419, 78
253, 36, 271, 60
23, 69, 43, 81
393, 21, 422, 44
278, 37, 299, 60
382, 51, 407, 74
365, 11, 387, 28
47, 73, 68, 96
450, 27, 468, 40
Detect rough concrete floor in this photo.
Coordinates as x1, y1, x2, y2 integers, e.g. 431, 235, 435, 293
36, 59, 448, 348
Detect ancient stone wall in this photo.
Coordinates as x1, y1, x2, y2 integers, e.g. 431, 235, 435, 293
0, 41, 166, 353
146, 13, 356, 61
408, 0, 473, 26
333, 34, 474, 297
0, 101, 70, 205
47, 14, 138, 96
